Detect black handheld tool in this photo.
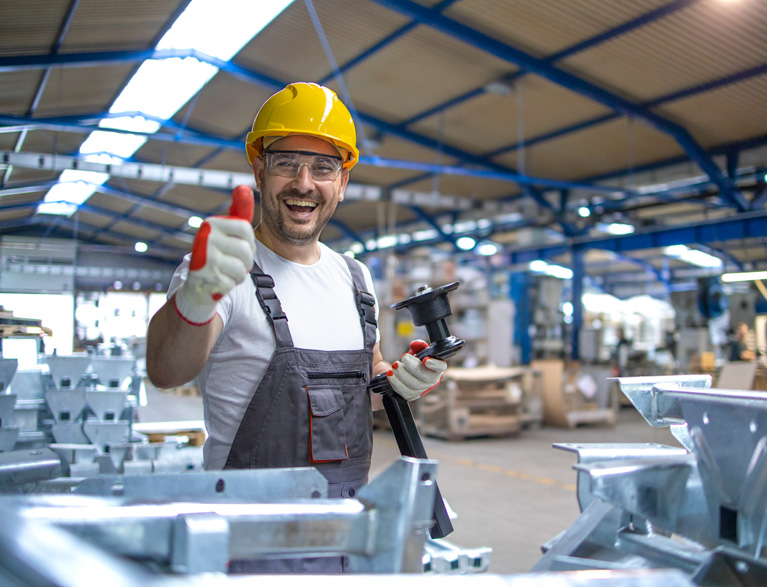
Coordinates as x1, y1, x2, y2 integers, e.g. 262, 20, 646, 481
369, 282, 464, 539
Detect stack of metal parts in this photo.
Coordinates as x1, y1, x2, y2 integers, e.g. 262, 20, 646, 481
0, 458, 459, 580
45, 354, 136, 476
0, 457, 693, 586
0, 358, 21, 453
534, 374, 767, 585
0, 354, 200, 486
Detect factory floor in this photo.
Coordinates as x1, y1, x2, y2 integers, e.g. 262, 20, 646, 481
136, 383, 680, 575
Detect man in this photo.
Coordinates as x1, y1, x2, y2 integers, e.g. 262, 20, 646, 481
729, 322, 756, 361
146, 83, 446, 573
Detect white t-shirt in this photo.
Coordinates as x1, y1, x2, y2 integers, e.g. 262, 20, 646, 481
167, 240, 379, 470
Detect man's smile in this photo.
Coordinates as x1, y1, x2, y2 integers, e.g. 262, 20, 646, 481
284, 198, 318, 219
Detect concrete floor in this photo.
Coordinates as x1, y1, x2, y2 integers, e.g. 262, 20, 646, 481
136, 384, 680, 575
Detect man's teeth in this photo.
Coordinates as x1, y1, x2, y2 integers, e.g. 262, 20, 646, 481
285, 199, 317, 208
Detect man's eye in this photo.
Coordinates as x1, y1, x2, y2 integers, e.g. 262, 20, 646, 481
274, 159, 295, 168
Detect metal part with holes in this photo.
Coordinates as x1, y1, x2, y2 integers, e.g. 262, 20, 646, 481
2, 457, 437, 575
534, 375, 767, 584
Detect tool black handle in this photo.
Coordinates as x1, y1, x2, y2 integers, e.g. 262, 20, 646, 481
382, 393, 454, 539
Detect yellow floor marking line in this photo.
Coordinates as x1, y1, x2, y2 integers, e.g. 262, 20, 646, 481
428, 449, 575, 492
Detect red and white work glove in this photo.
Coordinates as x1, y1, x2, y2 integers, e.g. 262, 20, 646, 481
174, 185, 256, 326
387, 340, 448, 401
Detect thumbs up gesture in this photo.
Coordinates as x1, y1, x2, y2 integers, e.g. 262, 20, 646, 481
174, 185, 257, 325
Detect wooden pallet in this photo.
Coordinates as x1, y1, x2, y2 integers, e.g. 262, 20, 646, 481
133, 420, 207, 447
416, 366, 542, 441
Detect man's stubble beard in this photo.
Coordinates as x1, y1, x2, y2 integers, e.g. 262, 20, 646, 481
261, 185, 339, 247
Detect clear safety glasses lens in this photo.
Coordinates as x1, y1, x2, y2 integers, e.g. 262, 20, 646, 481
265, 150, 343, 181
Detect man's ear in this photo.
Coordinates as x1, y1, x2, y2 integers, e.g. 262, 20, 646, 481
337, 168, 350, 202
252, 157, 265, 192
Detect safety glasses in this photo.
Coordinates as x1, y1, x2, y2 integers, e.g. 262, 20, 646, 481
264, 149, 343, 181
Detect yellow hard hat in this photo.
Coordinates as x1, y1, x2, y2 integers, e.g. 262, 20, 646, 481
246, 82, 359, 170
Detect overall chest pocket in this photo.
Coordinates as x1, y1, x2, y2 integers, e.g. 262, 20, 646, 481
306, 386, 348, 463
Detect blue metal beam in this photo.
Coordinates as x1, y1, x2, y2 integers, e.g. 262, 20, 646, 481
328, 218, 365, 246
0, 198, 189, 244
0, 48, 624, 213
317, 0, 461, 87
404, 0, 700, 127
508, 210, 767, 265
410, 205, 458, 250
0, 112, 632, 195
370, 0, 746, 210
492, 64, 767, 169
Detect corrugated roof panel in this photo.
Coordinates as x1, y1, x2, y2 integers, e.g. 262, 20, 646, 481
135, 140, 222, 170
109, 220, 162, 240
0, 207, 37, 224
88, 192, 137, 215
0, 0, 72, 56
158, 184, 230, 215
131, 205, 189, 229
494, 117, 683, 181
59, 0, 181, 52
561, 0, 767, 102
236, 0, 409, 85
397, 173, 516, 202
34, 64, 136, 117
176, 73, 270, 140
75, 210, 116, 229
338, 25, 516, 122
656, 74, 767, 148
412, 74, 612, 154
19, 130, 88, 157
0, 70, 46, 115
445, 0, 671, 57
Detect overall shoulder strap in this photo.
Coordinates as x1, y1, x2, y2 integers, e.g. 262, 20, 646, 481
250, 261, 294, 349
341, 255, 378, 350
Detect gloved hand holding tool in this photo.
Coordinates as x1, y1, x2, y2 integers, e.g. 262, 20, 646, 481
369, 283, 464, 539
387, 340, 448, 401
174, 185, 256, 326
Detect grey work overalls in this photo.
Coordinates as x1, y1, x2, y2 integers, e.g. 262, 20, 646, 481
225, 256, 377, 574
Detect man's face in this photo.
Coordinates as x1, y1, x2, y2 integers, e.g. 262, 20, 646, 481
253, 135, 349, 247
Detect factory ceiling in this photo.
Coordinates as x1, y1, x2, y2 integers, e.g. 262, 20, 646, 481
1, 0, 766, 298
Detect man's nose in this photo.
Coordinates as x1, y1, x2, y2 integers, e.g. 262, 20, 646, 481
291, 163, 315, 189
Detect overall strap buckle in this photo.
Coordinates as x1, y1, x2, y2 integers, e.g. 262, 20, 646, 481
355, 289, 377, 329
251, 272, 287, 326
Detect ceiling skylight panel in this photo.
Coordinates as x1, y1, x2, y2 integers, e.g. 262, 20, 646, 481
157, 0, 295, 60
36, 0, 294, 218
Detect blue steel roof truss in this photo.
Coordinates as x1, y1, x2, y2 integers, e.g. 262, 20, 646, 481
0, 0, 765, 296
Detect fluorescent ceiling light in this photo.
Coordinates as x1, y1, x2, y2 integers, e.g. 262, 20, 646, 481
597, 222, 635, 235
413, 229, 438, 241
664, 245, 722, 269
453, 220, 477, 233
546, 264, 574, 279
578, 206, 591, 218
37, 0, 294, 217
188, 216, 204, 228
722, 271, 767, 283
134, 242, 148, 253
376, 235, 398, 249
456, 237, 476, 250
349, 242, 365, 254
476, 241, 499, 256
528, 259, 572, 279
